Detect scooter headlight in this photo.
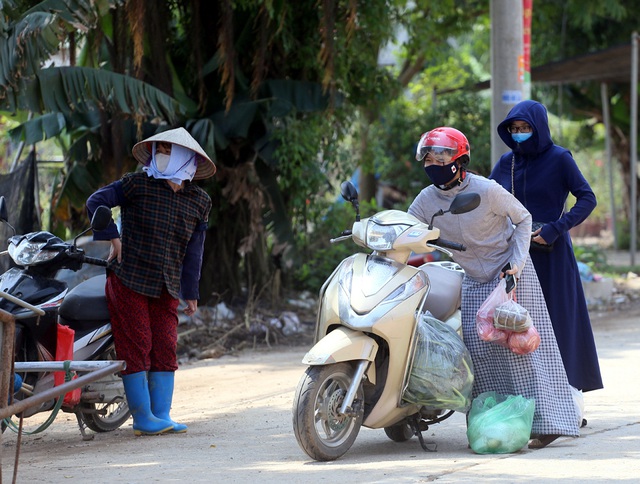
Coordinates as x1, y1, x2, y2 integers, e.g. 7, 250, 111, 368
8, 239, 59, 266
366, 221, 410, 251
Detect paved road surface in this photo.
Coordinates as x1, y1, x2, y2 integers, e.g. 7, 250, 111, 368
1, 306, 639, 483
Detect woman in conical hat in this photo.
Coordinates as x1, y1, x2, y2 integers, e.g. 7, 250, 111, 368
86, 127, 215, 436
132, 127, 216, 181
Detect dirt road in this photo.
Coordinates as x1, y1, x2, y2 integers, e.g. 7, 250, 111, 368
2, 306, 639, 483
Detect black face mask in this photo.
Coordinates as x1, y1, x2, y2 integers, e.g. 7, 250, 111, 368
424, 160, 459, 189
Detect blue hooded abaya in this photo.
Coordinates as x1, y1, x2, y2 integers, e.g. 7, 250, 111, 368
490, 100, 603, 392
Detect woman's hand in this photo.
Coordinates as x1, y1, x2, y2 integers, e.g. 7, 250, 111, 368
499, 262, 518, 293
184, 300, 198, 316
500, 263, 519, 277
531, 228, 549, 245
109, 238, 122, 263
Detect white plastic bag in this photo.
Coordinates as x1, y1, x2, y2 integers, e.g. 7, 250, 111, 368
403, 316, 474, 412
570, 386, 585, 427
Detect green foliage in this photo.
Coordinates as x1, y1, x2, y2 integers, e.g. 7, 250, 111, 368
293, 198, 380, 294
529, 0, 636, 220
0, 114, 20, 170
367, 90, 492, 205
573, 244, 608, 271
540, 116, 618, 225
0, 0, 124, 112
533, 1, 628, 61
4, 0, 637, 303
574, 242, 640, 277
612, 219, 640, 252
351, 10, 492, 206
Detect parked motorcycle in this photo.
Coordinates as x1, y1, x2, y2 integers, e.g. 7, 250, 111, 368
0, 197, 129, 438
292, 181, 480, 461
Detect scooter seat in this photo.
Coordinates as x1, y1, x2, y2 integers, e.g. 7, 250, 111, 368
59, 274, 110, 326
419, 262, 463, 322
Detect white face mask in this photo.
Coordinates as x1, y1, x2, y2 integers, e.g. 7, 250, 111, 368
155, 153, 171, 172
143, 143, 198, 184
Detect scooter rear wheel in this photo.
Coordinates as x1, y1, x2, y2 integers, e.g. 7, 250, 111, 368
384, 421, 414, 442
78, 351, 130, 432
80, 399, 130, 432
292, 362, 364, 461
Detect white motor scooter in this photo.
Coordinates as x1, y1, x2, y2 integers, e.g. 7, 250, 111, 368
292, 181, 480, 461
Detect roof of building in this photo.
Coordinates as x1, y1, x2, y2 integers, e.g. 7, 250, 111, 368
470, 42, 637, 91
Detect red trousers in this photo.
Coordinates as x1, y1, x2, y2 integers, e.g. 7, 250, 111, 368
105, 273, 179, 375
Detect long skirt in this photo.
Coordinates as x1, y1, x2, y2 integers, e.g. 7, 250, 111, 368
461, 258, 580, 437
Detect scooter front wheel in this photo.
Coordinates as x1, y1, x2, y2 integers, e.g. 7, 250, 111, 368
292, 362, 364, 461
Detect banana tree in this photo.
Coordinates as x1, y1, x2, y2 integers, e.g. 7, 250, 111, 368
0, 0, 364, 302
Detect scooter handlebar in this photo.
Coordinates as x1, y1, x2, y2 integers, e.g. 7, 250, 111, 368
432, 238, 466, 252
330, 230, 353, 244
83, 256, 108, 267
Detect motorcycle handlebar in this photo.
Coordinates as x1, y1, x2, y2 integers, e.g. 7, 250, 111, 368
432, 237, 466, 252
83, 256, 108, 267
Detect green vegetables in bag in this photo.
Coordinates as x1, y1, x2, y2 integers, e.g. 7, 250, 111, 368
467, 392, 535, 454
402, 316, 474, 412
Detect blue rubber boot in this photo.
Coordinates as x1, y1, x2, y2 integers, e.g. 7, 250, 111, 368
121, 372, 173, 436
148, 371, 188, 433
13, 374, 23, 394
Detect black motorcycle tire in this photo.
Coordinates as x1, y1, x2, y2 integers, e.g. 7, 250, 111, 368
292, 362, 364, 461
384, 421, 414, 442
80, 399, 130, 432
78, 351, 130, 432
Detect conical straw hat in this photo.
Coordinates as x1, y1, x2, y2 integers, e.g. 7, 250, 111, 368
132, 127, 216, 179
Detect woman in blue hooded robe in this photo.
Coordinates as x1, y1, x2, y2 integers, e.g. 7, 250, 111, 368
490, 100, 603, 394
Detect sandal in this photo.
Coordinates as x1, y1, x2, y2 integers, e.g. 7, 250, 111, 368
528, 434, 561, 449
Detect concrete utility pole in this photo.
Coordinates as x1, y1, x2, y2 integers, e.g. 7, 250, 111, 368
631, 32, 638, 265
490, 0, 524, 166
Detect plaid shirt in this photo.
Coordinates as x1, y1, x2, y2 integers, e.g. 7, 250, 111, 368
89, 172, 211, 299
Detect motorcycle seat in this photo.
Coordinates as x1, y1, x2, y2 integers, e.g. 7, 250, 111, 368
59, 274, 110, 328
419, 262, 463, 322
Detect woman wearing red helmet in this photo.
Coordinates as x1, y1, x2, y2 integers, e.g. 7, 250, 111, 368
409, 127, 580, 449
414, 127, 471, 190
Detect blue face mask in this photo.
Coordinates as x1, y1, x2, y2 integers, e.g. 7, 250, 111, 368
511, 132, 533, 143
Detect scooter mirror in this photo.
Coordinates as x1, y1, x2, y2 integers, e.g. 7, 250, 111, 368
449, 192, 481, 215
340, 181, 361, 221
0, 196, 7, 222
91, 206, 113, 232
340, 181, 359, 202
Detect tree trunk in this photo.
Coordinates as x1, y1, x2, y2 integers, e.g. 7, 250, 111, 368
357, 108, 379, 204
611, 130, 640, 245
199, 160, 274, 305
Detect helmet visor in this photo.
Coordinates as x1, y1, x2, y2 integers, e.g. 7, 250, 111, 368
416, 145, 458, 162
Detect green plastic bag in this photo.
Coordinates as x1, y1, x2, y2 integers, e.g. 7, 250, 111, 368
467, 392, 535, 454
403, 316, 474, 413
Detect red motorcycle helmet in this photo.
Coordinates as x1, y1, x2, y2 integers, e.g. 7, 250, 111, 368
415, 127, 470, 166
